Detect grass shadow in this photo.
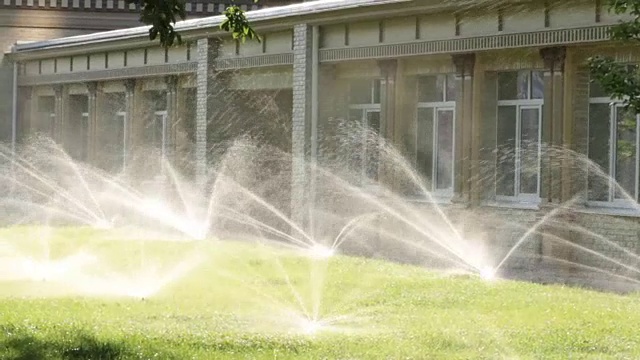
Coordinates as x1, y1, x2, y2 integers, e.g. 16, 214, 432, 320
1, 326, 129, 360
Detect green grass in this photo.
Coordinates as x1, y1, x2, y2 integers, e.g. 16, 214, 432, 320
1, 226, 640, 359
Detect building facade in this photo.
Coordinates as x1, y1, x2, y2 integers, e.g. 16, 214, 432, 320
5, 0, 640, 284
0, 0, 292, 142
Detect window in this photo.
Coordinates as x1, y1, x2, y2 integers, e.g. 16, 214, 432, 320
495, 70, 544, 202
348, 78, 382, 182
143, 90, 169, 175
100, 93, 127, 172
588, 80, 640, 206
152, 110, 168, 158
37, 96, 56, 137
416, 74, 456, 196
103, 111, 126, 172
80, 112, 89, 161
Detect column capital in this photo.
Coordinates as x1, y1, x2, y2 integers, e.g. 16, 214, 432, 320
165, 75, 179, 93
377, 59, 398, 79
452, 53, 476, 77
86, 82, 98, 96
539, 46, 566, 72
124, 79, 136, 93
53, 84, 63, 98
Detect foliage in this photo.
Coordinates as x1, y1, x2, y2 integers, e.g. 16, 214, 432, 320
1, 227, 640, 359
220, 0, 262, 43
127, 0, 260, 47
589, 0, 640, 112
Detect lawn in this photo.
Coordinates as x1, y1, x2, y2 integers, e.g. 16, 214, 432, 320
0, 226, 639, 359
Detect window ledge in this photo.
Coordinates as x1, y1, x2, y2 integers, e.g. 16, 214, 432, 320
574, 205, 640, 218
482, 200, 540, 211
405, 194, 455, 206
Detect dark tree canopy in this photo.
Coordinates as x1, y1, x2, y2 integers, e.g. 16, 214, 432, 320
127, 0, 260, 47
590, 0, 640, 112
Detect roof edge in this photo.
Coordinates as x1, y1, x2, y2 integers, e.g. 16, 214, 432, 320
10, 0, 412, 54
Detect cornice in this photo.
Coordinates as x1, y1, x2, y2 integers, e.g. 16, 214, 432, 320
8, 0, 471, 59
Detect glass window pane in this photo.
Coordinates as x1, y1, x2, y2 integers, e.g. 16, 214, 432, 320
498, 72, 517, 100
79, 113, 89, 162
349, 79, 372, 104
348, 109, 364, 173
373, 79, 381, 104
498, 71, 530, 100
446, 74, 457, 102
149, 91, 167, 111
365, 111, 381, 180
436, 109, 454, 190
416, 108, 434, 187
496, 106, 517, 196
517, 71, 529, 99
531, 71, 544, 100
519, 108, 540, 195
102, 113, 125, 172
614, 107, 637, 200
145, 113, 165, 149
417, 75, 444, 103
588, 103, 611, 201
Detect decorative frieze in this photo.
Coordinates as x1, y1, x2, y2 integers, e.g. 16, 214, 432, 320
214, 53, 294, 70
18, 62, 197, 86
320, 25, 610, 62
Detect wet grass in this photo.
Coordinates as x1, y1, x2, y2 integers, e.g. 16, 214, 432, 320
1, 226, 640, 359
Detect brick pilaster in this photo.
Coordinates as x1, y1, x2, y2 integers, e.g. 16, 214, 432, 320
291, 23, 314, 230
195, 37, 220, 188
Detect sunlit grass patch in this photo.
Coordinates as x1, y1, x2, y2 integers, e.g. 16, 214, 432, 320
0, 227, 639, 359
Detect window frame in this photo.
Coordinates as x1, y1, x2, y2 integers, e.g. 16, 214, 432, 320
153, 110, 169, 159
415, 101, 456, 198
115, 111, 128, 172
80, 112, 89, 161
495, 70, 544, 204
587, 96, 640, 208
347, 78, 383, 184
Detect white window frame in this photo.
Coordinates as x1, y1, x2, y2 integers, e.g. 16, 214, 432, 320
79, 112, 89, 161
495, 89, 544, 204
587, 97, 640, 208
415, 102, 456, 198
348, 78, 383, 185
153, 110, 168, 159
115, 111, 128, 171
348, 104, 381, 182
42, 112, 55, 137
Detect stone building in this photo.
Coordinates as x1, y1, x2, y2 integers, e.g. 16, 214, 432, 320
5, 0, 640, 285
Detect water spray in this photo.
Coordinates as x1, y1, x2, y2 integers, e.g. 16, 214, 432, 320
480, 266, 496, 281
307, 244, 335, 260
